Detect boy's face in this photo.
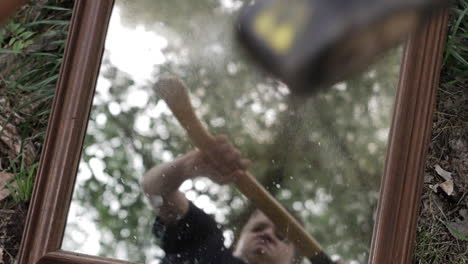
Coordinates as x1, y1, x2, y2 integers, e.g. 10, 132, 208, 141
233, 211, 296, 264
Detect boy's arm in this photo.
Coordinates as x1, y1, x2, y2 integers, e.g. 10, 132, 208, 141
141, 135, 251, 224
141, 151, 197, 223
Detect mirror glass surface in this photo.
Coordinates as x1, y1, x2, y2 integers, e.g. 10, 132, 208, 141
62, 0, 403, 263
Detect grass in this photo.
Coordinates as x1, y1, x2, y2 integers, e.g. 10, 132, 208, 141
5, 156, 37, 203
414, 192, 468, 264
442, 0, 468, 80
0, 0, 73, 208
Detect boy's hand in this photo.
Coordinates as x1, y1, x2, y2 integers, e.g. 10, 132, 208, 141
187, 135, 251, 185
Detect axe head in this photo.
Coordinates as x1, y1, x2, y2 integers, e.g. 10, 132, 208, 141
236, 0, 445, 94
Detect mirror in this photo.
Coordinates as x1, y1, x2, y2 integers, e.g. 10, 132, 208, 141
62, 0, 402, 262
62, 0, 402, 263
16, 0, 449, 264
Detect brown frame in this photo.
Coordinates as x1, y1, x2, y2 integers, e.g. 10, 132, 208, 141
16, 0, 449, 263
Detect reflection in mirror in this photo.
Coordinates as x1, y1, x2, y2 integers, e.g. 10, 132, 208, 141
62, 0, 402, 263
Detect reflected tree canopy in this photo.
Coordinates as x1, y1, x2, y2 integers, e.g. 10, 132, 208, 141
62, 0, 402, 263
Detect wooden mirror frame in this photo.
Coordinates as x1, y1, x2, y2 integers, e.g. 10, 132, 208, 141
16, 0, 449, 263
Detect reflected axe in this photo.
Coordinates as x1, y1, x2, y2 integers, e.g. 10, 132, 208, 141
155, 76, 337, 264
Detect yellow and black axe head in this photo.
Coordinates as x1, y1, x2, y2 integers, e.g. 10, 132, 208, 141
236, 0, 446, 94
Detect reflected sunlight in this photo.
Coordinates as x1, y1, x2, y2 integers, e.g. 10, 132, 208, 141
106, 8, 167, 84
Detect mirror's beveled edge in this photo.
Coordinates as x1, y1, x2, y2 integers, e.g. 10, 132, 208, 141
16, 2, 450, 264
16, 0, 115, 263
369, 9, 449, 264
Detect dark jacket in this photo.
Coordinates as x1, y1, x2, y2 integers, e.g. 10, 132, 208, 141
153, 202, 246, 264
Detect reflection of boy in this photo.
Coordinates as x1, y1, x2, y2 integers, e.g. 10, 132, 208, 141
142, 135, 301, 264
142, 135, 342, 264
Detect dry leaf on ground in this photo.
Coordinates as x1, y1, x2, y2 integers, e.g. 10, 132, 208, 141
432, 164, 455, 196
0, 117, 37, 166
446, 209, 468, 241
439, 180, 454, 196
0, 120, 21, 160
430, 180, 455, 196
0, 172, 15, 201
435, 164, 453, 181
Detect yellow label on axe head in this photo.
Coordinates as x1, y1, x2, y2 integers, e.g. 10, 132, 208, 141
253, 1, 310, 55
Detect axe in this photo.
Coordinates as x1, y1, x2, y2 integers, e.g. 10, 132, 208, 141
155, 76, 337, 264
236, 0, 446, 94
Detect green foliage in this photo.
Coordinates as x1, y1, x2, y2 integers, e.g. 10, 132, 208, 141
1, 1, 71, 116
3, 33, 67, 116
0, 0, 73, 206
2, 23, 35, 52
442, 0, 468, 79
6, 157, 37, 203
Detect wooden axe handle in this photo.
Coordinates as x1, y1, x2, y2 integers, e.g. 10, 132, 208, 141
154, 77, 332, 261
